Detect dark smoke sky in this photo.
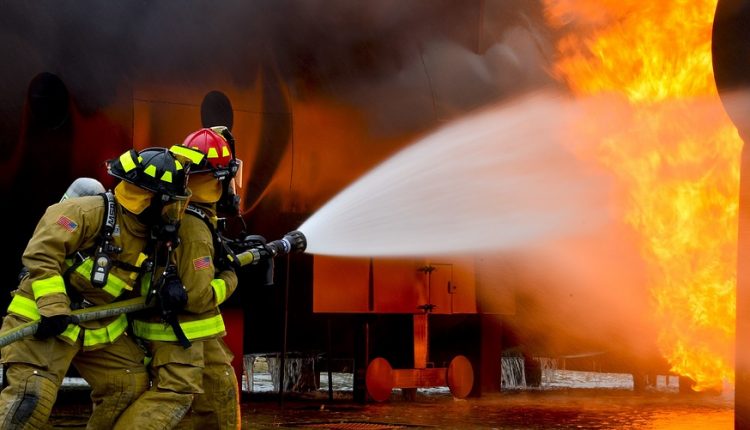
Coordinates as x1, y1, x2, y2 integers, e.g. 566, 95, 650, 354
0, 0, 553, 133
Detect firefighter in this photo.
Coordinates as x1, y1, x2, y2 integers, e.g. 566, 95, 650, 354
0, 147, 192, 429
115, 127, 241, 429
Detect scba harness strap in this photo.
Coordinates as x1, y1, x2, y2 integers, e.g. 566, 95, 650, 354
185, 204, 225, 262
63, 193, 148, 306
90, 192, 120, 287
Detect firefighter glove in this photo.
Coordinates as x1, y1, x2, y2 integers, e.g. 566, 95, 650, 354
157, 267, 188, 317
34, 314, 79, 340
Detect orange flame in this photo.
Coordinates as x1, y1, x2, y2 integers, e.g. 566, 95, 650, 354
544, 0, 740, 390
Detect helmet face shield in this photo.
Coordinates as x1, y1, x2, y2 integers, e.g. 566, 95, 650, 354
233, 158, 243, 187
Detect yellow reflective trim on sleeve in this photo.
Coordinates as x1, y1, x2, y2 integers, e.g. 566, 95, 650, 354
120, 151, 137, 172
161, 171, 173, 183
143, 164, 157, 177
132, 314, 225, 341
211, 278, 227, 305
60, 324, 81, 343
8, 296, 79, 342
31, 275, 67, 299
7, 295, 40, 321
83, 314, 128, 347
75, 258, 131, 297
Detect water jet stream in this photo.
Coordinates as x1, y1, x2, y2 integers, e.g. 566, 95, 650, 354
298, 90, 611, 257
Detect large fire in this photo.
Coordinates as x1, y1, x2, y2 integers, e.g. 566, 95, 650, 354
543, 0, 740, 390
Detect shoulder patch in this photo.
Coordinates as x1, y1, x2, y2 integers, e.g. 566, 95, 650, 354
192, 256, 211, 271
56, 215, 78, 232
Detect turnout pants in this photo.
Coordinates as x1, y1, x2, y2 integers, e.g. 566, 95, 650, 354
114, 340, 205, 430
0, 314, 148, 430
177, 337, 239, 430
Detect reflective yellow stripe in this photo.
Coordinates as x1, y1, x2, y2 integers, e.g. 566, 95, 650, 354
211, 278, 227, 305
169, 145, 205, 165
140, 275, 151, 297
31, 275, 66, 299
8, 295, 40, 320
120, 151, 137, 172
75, 258, 131, 297
8, 295, 79, 342
161, 171, 173, 183
131, 253, 148, 280
221, 146, 230, 157
83, 314, 128, 347
207, 147, 219, 159
132, 314, 225, 341
61, 324, 80, 342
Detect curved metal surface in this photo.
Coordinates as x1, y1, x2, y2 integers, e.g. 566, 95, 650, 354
712, 1, 750, 426
446, 354, 474, 399
365, 357, 394, 402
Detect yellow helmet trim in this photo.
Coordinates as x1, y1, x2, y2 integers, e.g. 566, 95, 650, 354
143, 164, 157, 177
161, 171, 173, 183
222, 146, 230, 157
207, 147, 219, 159
119, 152, 137, 172
170, 145, 205, 165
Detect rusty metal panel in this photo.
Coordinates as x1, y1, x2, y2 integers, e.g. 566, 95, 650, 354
421, 259, 476, 314
413, 314, 428, 368
313, 256, 370, 313
313, 256, 479, 315
475, 256, 517, 315
450, 258, 477, 314
391, 368, 446, 388
373, 259, 424, 313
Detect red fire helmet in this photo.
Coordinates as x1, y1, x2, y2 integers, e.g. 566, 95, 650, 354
181, 126, 234, 177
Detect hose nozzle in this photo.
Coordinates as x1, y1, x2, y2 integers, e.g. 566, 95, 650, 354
266, 230, 307, 257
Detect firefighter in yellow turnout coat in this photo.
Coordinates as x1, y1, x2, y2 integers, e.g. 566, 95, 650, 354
0, 147, 191, 429
116, 128, 241, 429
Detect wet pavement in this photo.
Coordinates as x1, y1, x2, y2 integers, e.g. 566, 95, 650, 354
49, 387, 733, 429
242, 390, 732, 429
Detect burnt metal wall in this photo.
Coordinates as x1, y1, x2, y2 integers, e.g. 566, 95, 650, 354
0, 1, 552, 367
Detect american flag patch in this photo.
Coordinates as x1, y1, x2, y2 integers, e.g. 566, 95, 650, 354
56, 215, 78, 232
192, 256, 211, 271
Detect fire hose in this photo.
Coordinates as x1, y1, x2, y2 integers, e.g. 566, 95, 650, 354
0, 296, 152, 348
0, 230, 307, 348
